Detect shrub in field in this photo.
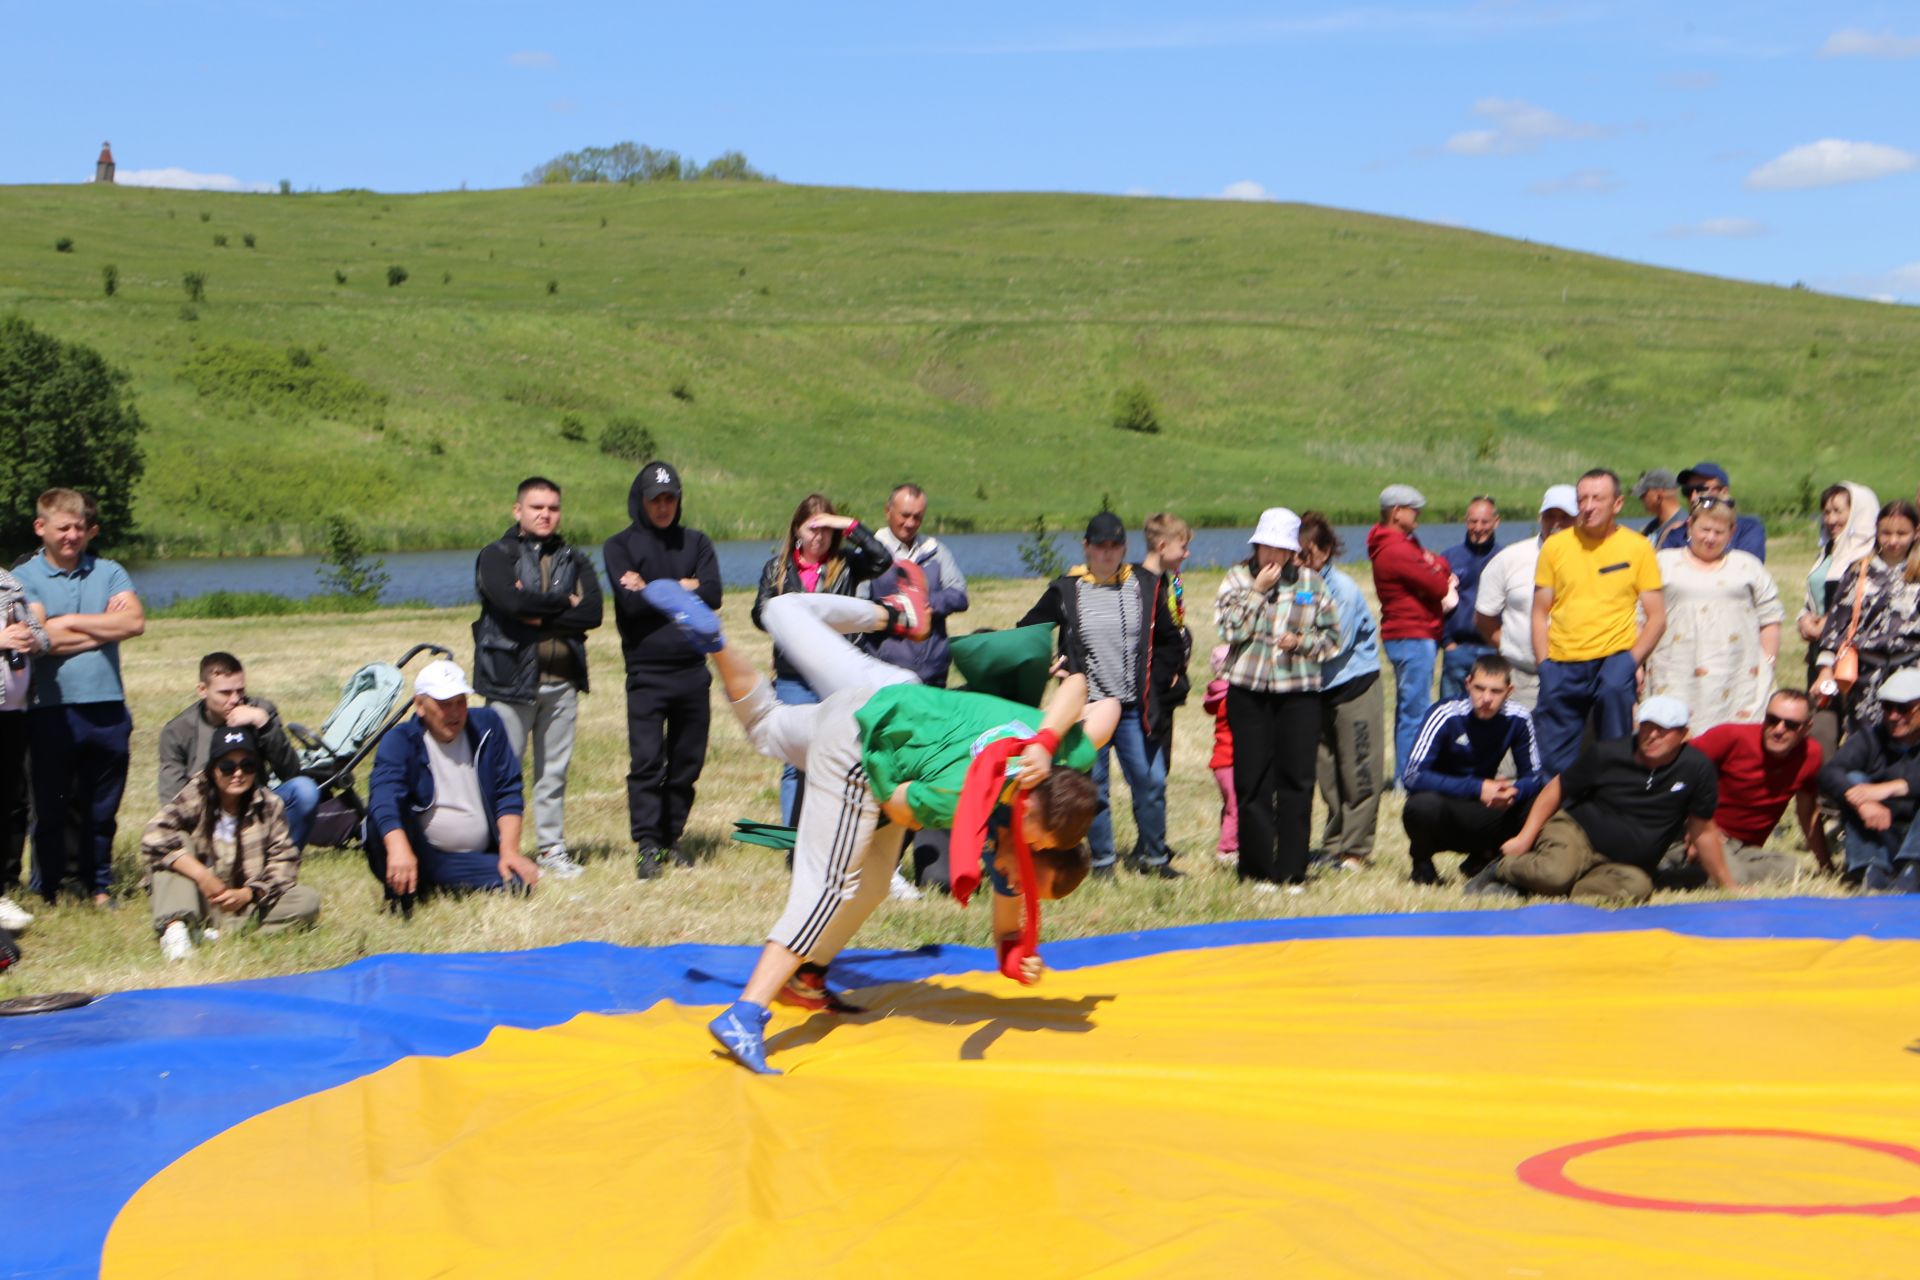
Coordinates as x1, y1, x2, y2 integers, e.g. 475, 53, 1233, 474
0, 316, 146, 549
547, 279, 559, 295
1111, 383, 1161, 434
333, 269, 347, 285
669, 379, 694, 403
599, 416, 657, 462
182, 271, 206, 303
213, 234, 228, 247
386, 264, 408, 287
101, 264, 118, 297
198, 211, 211, 223
178, 341, 387, 426
243, 232, 256, 249
559, 412, 588, 443
55, 236, 74, 253
315, 515, 390, 601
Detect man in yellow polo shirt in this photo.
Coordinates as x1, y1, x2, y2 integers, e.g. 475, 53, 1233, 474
1529, 468, 1666, 772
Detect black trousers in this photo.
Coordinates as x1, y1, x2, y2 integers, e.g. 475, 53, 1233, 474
1401, 789, 1525, 880
1227, 685, 1321, 885
28, 703, 132, 899
0, 711, 27, 893
623, 664, 711, 849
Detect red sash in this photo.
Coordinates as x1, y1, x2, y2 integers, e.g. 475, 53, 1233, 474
948, 729, 1059, 984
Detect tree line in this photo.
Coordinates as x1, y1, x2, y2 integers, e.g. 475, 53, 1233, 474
522, 143, 772, 187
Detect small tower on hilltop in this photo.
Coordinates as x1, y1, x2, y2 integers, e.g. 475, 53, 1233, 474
95, 142, 115, 184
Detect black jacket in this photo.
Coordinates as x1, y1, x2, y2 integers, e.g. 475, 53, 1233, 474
1018, 567, 1189, 741
751, 522, 892, 683
472, 526, 604, 702
603, 476, 723, 670
1820, 726, 1920, 826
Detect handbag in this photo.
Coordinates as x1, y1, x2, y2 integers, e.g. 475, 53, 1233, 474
1831, 567, 1869, 694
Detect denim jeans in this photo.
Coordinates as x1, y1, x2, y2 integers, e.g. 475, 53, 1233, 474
1089, 708, 1168, 868
1439, 643, 1495, 702
1382, 638, 1438, 780
272, 775, 322, 850
771, 677, 821, 825
1839, 770, 1920, 874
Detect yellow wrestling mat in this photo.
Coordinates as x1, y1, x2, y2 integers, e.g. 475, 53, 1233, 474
102, 930, 1920, 1277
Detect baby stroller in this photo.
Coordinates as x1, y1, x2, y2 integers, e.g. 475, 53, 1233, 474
287, 643, 452, 849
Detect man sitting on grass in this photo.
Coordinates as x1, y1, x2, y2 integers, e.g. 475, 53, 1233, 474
1467, 695, 1729, 903
365, 659, 539, 906
157, 651, 321, 849
640, 576, 1118, 1075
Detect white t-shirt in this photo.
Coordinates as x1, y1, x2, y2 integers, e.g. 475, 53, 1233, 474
1475, 538, 1543, 673
422, 732, 491, 853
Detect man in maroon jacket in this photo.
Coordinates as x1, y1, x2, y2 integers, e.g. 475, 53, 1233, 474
1367, 484, 1455, 781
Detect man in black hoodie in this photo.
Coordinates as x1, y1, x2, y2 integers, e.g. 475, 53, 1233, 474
472, 476, 603, 879
603, 461, 723, 878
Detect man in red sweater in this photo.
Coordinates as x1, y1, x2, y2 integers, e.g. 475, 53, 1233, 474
1367, 484, 1456, 781
1658, 688, 1830, 887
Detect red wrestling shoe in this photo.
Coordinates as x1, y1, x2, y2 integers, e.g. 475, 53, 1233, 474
777, 963, 864, 1013
882, 559, 932, 641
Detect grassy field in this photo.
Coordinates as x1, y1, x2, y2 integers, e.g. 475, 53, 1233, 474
3, 540, 1844, 1000
2, 181, 1918, 554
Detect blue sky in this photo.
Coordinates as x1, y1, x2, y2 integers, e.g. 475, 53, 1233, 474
6, 1, 1917, 300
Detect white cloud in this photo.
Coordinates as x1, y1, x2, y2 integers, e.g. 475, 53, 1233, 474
1745, 139, 1917, 190
1217, 180, 1275, 201
1528, 168, 1621, 195
1870, 293, 1899, 304
1444, 98, 1601, 156
507, 50, 556, 68
117, 167, 274, 193
1820, 28, 1920, 58
1662, 217, 1767, 238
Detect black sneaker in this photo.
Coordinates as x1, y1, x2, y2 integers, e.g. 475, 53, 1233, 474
669, 846, 696, 868
1463, 861, 1520, 898
635, 845, 667, 880
1090, 863, 1117, 881
1409, 858, 1440, 886
1126, 856, 1184, 880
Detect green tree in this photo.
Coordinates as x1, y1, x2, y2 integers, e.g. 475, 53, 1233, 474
0, 316, 146, 549
314, 515, 390, 601
1017, 514, 1066, 579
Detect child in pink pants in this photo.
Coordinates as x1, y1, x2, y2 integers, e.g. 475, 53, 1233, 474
1203, 645, 1237, 861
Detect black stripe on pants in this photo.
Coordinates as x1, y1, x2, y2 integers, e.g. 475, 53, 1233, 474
1401, 789, 1525, 876
1227, 685, 1320, 885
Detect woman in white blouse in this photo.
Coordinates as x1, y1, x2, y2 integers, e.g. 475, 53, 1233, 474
1644, 497, 1782, 730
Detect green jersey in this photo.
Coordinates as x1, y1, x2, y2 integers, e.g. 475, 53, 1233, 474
853, 684, 1097, 831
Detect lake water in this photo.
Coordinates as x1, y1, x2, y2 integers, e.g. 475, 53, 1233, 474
128, 523, 1477, 608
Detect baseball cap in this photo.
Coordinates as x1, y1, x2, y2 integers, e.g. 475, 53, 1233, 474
209, 725, 260, 766
415, 659, 475, 701
1878, 668, 1920, 705
637, 460, 682, 500
1379, 483, 1426, 510
1677, 461, 1730, 490
1631, 468, 1678, 498
1539, 485, 1578, 517
1084, 511, 1127, 544
1249, 507, 1301, 552
1635, 695, 1690, 730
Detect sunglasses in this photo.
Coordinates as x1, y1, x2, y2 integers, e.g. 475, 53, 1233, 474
1691, 495, 1737, 511
214, 757, 258, 776
1886, 700, 1920, 717
1763, 713, 1809, 731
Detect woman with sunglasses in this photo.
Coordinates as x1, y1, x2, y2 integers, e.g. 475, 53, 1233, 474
140, 725, 321, 960
1815, 500, 1920, 736
1644, 496, 1782, 730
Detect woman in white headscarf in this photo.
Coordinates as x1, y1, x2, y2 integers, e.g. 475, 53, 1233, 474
1797, 482, 1878, 758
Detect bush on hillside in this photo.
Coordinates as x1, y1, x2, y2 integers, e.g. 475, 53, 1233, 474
386, 264, 408, 287
599, 417, 657, 463
101, 264, 118, 297
0, 316, 146, 549
522, 141, 771, 185
213, 234, 228, 248
333, 269, 347, 285
558, 413, 587, 443
182, 271, 206, 303
54, 237, 74, 253
178, 341, 387, 427
243, 233, 256, 249
1111, 383, 1161, 434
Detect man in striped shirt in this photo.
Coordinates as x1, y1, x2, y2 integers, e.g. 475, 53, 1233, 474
1399, 654, 1549, 884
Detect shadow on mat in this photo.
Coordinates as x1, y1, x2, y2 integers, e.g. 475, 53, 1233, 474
770, 981, 1117, 1061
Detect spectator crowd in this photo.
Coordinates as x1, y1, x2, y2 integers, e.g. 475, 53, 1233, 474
2, 453, 1917, 970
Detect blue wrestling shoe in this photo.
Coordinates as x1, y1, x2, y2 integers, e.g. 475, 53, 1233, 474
709, 1000, 781, 1075
641, 579, 724, 654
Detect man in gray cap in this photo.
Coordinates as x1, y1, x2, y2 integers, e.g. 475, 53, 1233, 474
1633, 468, 1685, 548
1367, 484, 1455, 780
1468, 694, 1728, 903
1819, 666, 1920, 891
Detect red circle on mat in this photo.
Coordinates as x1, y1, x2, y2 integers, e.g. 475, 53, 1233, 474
1517, 1128, 1920, 1216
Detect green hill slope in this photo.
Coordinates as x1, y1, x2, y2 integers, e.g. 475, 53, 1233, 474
3, 181, 1916, 554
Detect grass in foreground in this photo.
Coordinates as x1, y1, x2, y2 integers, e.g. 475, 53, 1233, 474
3, 550, 1844, 999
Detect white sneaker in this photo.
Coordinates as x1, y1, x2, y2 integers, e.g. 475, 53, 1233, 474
0, 896, 32, 932
159, 920, 194, 961
888, 869, 923, 901
202, 927, 221, 943
537, 847, 586, 879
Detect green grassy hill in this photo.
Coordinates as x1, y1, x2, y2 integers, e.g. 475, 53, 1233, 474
3, 181, 1917, 554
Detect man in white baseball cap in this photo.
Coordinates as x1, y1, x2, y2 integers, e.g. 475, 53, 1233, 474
1473, 485, 1577, 708
365, 657, 540, 905
1820, 666, 1920, 891
1468, 692, 1730, 902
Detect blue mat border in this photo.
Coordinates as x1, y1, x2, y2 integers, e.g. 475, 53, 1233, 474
3, 896, 1913, 1278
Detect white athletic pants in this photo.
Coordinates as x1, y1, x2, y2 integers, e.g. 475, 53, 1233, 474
730, 595, 919, 962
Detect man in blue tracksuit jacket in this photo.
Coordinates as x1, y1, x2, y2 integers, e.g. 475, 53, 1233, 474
1400, 652, 1548, 884
366, 658, 536, 903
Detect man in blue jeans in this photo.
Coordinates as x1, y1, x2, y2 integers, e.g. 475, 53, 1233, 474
1019, 512, 1185, 878
1820, 667, 1920, 891
366, 658, 540, 905
156, 652, 322, 848
1366, 484, 1454, 781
